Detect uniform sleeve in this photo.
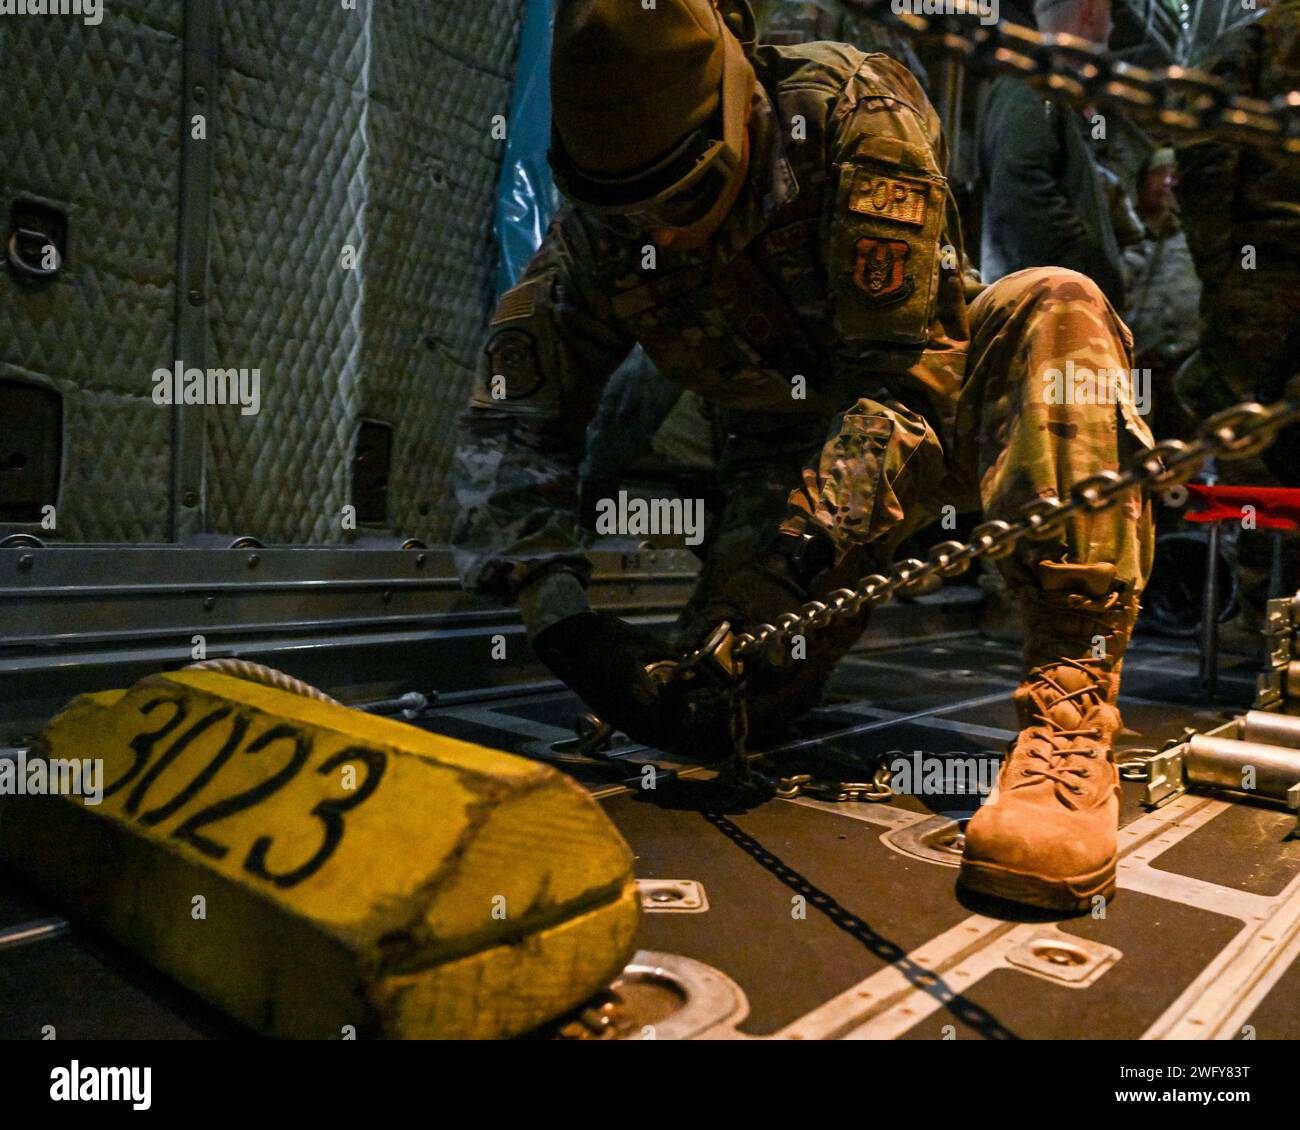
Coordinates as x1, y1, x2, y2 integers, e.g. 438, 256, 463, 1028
450, 212, 636, 612
779, 54, 956, 557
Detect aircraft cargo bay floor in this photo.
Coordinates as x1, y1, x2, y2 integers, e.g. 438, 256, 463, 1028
3, 633, 1299, 1040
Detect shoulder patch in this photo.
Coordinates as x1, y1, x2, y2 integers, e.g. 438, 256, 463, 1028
486, 329, 544, 401
491, 280, 538, 326
852, 238, 915, 306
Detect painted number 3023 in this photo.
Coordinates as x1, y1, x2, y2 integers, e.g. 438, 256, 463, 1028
102, 695, 386, 889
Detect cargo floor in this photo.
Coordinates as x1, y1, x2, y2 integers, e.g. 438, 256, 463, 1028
3, 633, 1297, 1040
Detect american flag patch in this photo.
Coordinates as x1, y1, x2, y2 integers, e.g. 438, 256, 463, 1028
491, 280, 537, 325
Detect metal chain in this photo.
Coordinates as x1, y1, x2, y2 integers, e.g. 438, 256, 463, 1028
773, 762, 895, 802
841, 0, 1300, 159
676, 392, 1300, 676
705, 395, 1298, 799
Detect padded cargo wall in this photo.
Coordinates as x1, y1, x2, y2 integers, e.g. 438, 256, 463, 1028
0, 1, 183, 542
361, 3, 528, 546
1, 0, 525, 545
204, 1, 368, 543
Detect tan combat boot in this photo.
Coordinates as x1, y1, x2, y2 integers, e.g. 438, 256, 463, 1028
958, 562, 1140, 912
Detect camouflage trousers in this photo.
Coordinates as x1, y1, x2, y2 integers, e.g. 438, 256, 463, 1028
679, 268, 1157, 663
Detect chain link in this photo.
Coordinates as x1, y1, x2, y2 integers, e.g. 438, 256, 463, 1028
703, 397, 1298, 799
771, 762, 895, 802
671, 390, 1300, 678
841, 0, 1300, 159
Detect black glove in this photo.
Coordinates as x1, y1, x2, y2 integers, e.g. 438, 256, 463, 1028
687, 534, 870, 745
532, 612, 693, 752
696, 553, 809, 642
689, 531, 834, 658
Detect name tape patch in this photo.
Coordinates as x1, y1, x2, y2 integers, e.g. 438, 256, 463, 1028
849, 169, 930, 227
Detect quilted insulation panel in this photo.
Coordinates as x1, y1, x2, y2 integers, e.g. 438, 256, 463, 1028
0, 1, 184, 542
207, 0, 524, 544
1, 0, 524, 544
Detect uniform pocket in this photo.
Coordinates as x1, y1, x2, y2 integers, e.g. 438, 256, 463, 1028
813, 412, 896, 539
831, 159, 947, 346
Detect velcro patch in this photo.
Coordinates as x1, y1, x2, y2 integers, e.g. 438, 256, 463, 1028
486, 329, 545, 400
852, 237, 915, 306
848, 169, 929, 227
491, 280, 537, 325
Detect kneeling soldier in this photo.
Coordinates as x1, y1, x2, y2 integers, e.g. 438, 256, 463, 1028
452, 0, 1155, 912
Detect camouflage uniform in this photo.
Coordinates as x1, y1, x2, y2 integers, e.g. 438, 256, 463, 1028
756, 0, 928, 80
1174, 0, 1300, 625
453, 44, 1154, 692
578, 0, 926, 505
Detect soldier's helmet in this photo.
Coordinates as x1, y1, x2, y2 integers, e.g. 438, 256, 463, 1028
549, 0, 757, 231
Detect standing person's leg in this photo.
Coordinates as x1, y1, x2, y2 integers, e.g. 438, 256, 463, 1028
955, 267, 1157, 911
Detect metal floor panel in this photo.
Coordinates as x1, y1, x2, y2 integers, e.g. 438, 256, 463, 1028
0, 930, 236, 1041
896, 893, 1243, 1040
603, 790, 984, 1036
1, 632, 1296, 1039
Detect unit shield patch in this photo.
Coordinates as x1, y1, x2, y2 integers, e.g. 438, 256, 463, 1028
852, 237, 914, 306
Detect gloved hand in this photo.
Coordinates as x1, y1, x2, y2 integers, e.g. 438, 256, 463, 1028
694, 551, 810, 643
685, 538, 871, 746
532, 612, 709, 754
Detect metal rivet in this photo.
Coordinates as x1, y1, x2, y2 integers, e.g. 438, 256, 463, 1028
17, 554, 33, 571
247, 553, 260, 568
382, 590, 392, 605
415, 553, 427, 568
188, 289, 204, 306
183, 491, 199, 508
193, 84, 206, 102
203, 596, 216, 611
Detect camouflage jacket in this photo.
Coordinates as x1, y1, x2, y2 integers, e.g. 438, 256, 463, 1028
452, 43, 968, 606
756, 0, 928, 81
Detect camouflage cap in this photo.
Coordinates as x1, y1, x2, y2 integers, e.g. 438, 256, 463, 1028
550, 0, 754, 180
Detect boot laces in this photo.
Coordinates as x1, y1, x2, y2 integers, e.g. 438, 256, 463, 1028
1017, 656, 1110, 795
